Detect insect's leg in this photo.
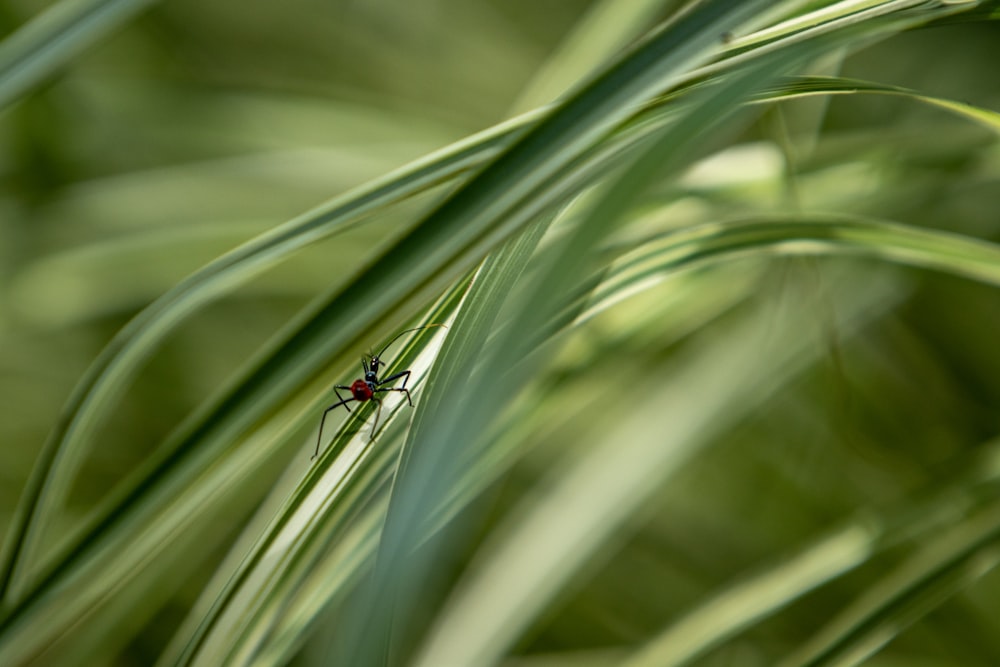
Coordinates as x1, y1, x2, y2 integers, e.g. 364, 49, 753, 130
333, 385, 354, 412
375, 370, 412, 405
313, 397, 356, 459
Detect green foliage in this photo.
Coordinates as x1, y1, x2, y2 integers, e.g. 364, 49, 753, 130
2, 0, 1000, 665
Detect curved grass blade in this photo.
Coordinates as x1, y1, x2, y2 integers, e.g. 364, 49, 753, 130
758, 74, 1000, 132
597, 214, 1000, 299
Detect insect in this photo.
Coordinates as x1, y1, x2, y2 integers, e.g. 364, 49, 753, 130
312, 324, 445, 458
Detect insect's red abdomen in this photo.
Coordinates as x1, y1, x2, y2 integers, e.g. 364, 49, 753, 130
351, 379, 374, 401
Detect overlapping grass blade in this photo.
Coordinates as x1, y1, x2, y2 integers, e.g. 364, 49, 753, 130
603, 215, 1000, 290
757, 75, 1000, 132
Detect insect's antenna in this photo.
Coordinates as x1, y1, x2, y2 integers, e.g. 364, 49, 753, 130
373, 323, 447, 360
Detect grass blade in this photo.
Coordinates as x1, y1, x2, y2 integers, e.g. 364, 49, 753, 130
0, 0, 158, 111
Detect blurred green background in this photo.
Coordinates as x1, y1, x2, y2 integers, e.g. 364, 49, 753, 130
3, 1, 1000, 665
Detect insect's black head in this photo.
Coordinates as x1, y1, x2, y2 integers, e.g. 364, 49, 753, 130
365, 354, 381, 381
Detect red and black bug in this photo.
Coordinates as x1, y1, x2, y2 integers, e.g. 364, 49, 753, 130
312, 324, 444, 458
